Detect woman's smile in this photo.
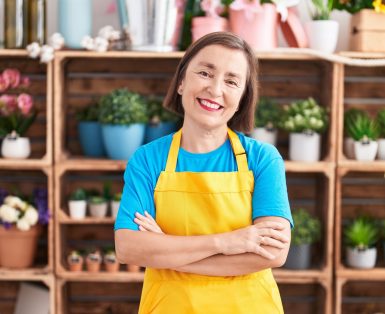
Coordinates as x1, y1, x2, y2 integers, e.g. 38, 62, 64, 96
197, 98, 223, 112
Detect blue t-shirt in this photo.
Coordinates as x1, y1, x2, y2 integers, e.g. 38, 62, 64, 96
114, 132, 293, 231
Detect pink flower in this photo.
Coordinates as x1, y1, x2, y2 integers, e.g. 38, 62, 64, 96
20, 76, 31, 88
17, 94, 34, 115
0, 95, 18, 114
2, 69, 21, 89
201, 0, 223, 17
0, 74, 10, 92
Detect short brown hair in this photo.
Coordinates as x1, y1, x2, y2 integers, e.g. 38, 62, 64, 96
163, 32, 258, 133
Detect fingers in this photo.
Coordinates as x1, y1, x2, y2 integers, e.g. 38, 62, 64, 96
259, 236, 286, 249
254, 245, 275, 260
254, 221, 285, 231
134, 212, 164, 234
256, 227, 290, 243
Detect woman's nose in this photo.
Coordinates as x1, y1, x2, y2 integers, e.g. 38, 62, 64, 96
206, 79, 222, 97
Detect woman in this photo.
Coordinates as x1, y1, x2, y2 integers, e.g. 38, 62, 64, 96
115, 32, 293, 313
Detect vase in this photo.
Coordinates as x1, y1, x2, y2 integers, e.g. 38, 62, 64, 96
289, 132, 321, 162
305, 20, 339, 53
1, 133, 31, 159
284, 244, 311, 269
229, 3, 278, 50
354, 140, 378, 161
89, 202, 108, 218
0, 225, 40, 269
111, 200, 120, 218
4, 0, 28, 48
78, 121, 106, 157
68, 200, 87, 219
346, 247, 377, 269
145, 122, 178, 144
191, 16, 228, 42
344, 137, 355, 159
250, 127, 277, 146
377, 138, 385, 160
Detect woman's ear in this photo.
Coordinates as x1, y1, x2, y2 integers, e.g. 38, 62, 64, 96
177, 80, 184, 95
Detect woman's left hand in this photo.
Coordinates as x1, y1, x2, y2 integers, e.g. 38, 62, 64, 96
134, 211, 164, 234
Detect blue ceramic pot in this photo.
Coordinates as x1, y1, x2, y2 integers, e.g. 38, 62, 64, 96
145, 122, 178, 143
101, 124, 145, 160
78, 121, 106, 157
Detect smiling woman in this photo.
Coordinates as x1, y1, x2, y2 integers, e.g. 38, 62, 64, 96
114, 32, 293, 313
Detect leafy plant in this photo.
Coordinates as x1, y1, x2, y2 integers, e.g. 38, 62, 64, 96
98, 88, 148, 125
310, 0, 334, 19
332, 0, 373, 14
147, 96, 180, 125
113, 192, 122, 202
376, 109, 385, 138
279, 97, 329, 134
69, 188, 87, 201
344, 217, 379, 250
345, 114, 380, 142
344, 108, 368, 137
68, 250, 83, 263
88, 196, 107, 205
254, 97, 282, 129
291, 208, 322, 246
76, 102, 100, 122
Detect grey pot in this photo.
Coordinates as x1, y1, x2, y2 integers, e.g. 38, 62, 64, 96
284, 244, 311, 269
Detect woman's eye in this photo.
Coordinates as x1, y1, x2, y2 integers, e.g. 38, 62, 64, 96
226, 80, 238, 87
198, 71, 210, 78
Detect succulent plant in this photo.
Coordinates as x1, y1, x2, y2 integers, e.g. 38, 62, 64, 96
291, 208, 322, 246
345, 113, 380, 142
344, 217, 379, 250
254, 97, 282, 129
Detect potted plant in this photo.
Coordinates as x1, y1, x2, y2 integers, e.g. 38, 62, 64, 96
191, 0, 229, 42
104, 249, 120, 272
280, 97, 328, 162
68, 188, 87, 219
127, 264, 141, 273
344, 216, 379, 269
85, 249, 102, 272
343, 109, 368, 159
345, 113, 380, 161
305, 0, 339, 53
376, 109, 385, 160
0, 189, 50, 268
0, 68, 37, 159
144, 97, 180, 143
111, 192, 122, 218
76, 102, 106, 157
67, 250, 84, 271
284, 208, 321, 269
98, 88, 148, 160
88, 196, 108, 218
251, 97, 281, 146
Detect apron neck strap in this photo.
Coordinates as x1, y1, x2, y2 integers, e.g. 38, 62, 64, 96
165, 128, 249, 172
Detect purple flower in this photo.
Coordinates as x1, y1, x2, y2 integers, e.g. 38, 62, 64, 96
0, 188, 8, 205
33, 188, 50, 225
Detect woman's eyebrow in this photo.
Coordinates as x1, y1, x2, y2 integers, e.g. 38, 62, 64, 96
196, 62, 241, 79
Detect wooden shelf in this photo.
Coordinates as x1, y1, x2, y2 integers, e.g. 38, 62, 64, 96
0, 158, 51, 170
58, 210, 115, 224
57, 270, 144, 282
56, 158, 126, 172
284, 161, 334, 174
0, 267, 52, 281
273, 269, 329, 284
337, 267, 385, 281
337, 160, 385, 172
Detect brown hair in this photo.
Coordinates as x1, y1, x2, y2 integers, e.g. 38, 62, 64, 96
163, 32, 258, 133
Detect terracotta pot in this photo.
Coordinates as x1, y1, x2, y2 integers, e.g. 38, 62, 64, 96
127, 264, 140, 272
86, 259, 101, 272
67, 255, 84, 271
105, 261, 120, 272
0, 225, 40, 269
191, 16, 228, 42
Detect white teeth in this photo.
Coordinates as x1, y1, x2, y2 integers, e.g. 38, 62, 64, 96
200, 99, 220, 109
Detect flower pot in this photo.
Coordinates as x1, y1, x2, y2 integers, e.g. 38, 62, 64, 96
229, 3, 278, 50
0, 225, 40, 268
89, 203, 108, 218
102, 123, 146, 160
105, 261, 120, 272
145, 122, 178, 143
127, 264, 141, 272
284, 244, 311, 269
305, 20, 339, 53
354, 140, 378, 161
377, 138, 385, 160
67, 255, 84, 271
78, 121, 106, 157
1, 134, 31, 159
86, 259, 102, 272
111, 200, 120, 218
68, 200, 87, 219
250, 127, 277, 146
289, 132, 321, 162
344, 137, 355, 159
346, 247, 377, 269
191, 16, 228, 42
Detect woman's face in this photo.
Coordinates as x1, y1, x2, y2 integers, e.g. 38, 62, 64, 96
178, 44, 248, 132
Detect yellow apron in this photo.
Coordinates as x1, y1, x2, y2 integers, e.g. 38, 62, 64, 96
139, 129, 284, 314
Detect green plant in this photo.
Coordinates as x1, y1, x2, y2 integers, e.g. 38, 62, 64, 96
344, 108, 368, 136
291, 208, 322, 246
376, 109, 385, 138
332, 0, 373, 14
88, 196, 107, 204
279, 97, 329, 134
254, 97, 282, 129
344, 217, 379, 250
103, 181, 112, 201
309, 0, 334, 19
345, 114, 380, 142
69, 188, 87, 201
68, 250, 83, 263
76, 102, 100, 122
98, 88, 148, 125
113, 192, 122, 202
147, 97, 180, 125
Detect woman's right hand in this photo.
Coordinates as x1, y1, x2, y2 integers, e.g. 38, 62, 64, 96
218, 221, 290, 260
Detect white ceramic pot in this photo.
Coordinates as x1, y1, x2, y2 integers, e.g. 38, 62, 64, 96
1, 134, 31, 159
377, 138, 385, 160
111, 200, 120, 218
305, 20, 339, 53
346, 247, 377, 269
68, 200, 87, 219
343, 137, 355, 159
354, 140, 378, 161
251, 128, 277, 146
289, 132, 321, 162
89, 203, 108, 218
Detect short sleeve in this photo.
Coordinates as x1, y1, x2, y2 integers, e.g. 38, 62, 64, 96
114, 160, 156, 231
252, 157, 293, 228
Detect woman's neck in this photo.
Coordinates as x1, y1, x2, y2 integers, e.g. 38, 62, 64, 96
180, 123, 228, 153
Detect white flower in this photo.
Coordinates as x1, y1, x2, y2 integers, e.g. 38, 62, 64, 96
26, 42, 41, 58
98, 25, 114, 40
40, 45, 54, 63
4, 196, 26, 210
24, 206, 39, 226
109, 30, 121, 41
81, 36, 95, 50
271, 0, 300, 22
93, 37, 109, 52
0, 204, 19, 223
49, 32, 65, 50
17, 218, 31, 231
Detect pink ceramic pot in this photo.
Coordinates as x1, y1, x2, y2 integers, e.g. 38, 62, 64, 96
229, 3, 278, 50
191, 17, 229, 42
